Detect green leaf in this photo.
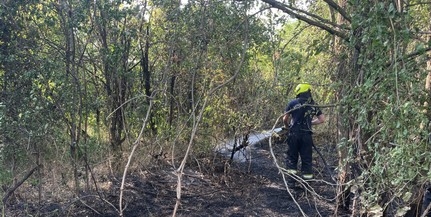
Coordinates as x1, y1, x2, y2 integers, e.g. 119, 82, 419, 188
415, 43, 425, 52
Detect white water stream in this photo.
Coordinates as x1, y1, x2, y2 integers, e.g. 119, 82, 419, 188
215, 128, 283, 162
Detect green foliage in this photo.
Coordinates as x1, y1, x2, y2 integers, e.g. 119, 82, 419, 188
334, 0, 431, 212
0, 168, 12, 187
273, 21, 333, 105
1, 1, 430, 216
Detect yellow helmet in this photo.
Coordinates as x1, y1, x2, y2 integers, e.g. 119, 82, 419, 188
294, 83, 311, 95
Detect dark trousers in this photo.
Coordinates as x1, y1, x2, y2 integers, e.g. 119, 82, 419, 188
286, 133, 313, 175
423, 187, 431, 217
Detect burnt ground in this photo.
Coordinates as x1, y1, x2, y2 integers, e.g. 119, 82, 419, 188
3, 132, 350, 217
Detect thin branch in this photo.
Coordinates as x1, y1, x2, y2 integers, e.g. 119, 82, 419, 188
119, 91, 157, 217
387, 45, 431, 67
280, 24, 309, 53
260, 0, 349, 40
285, 103, 340, 114
287, 2, 350, 31
64, 194, 118, 214
79, 199, 101, 215
106, 94, 152, 120
416, 31, 431, 35
323, 0, 351, 22
405, 46, 431, 60
2, 165, 40, 205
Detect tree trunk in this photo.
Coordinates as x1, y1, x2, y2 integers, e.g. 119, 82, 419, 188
58, 0, 83, 193
330, 0, 355, 213
141, 25, 156, 133
169, 50, 180, 128
426, 10, 431, 124
95, 3, 127, 171
169, 74, 177, 128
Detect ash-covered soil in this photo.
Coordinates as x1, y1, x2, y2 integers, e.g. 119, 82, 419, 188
3, 133, 350, 217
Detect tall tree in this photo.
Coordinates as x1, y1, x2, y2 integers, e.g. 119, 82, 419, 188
55, 0, 84, 192
92, 0, 137, 160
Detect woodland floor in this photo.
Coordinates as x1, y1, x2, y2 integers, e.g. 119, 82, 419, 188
3, 132, 351, 217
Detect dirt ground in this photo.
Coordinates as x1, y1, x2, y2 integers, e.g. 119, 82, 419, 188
4, 132, 350, 217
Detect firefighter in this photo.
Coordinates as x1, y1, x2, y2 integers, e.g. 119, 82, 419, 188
283, 83, 325, 186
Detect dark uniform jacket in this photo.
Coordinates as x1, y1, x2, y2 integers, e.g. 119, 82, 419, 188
285, 95, 322, 134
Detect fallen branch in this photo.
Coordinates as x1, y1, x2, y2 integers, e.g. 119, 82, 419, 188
2, 165, 40, 205
64, 194, 117, 215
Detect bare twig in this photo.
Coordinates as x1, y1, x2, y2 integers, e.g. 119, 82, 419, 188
106, 94, 151, 120
119, 92, 157, 217
78, 199, 101, 215
64, 194, 118, 215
